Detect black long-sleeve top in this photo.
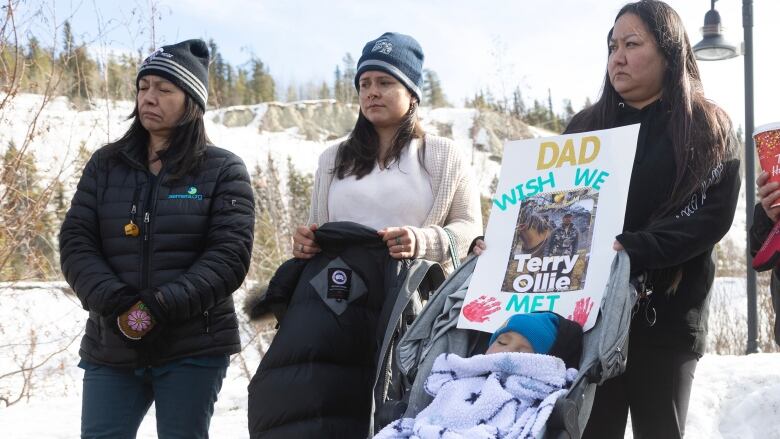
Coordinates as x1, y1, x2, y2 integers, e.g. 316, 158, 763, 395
569, 100, 741, 356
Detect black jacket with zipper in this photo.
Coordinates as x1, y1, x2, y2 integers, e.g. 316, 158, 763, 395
567, 100, 741, 356
247, 221, 444, 439
59, 141, 254, 368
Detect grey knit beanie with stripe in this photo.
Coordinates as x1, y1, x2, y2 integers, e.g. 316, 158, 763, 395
355, 32, 424, 102
137, 39, 209, 110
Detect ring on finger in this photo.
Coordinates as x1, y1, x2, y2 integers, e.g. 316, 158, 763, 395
299, 243, 304, 252
395, 236, 402, 246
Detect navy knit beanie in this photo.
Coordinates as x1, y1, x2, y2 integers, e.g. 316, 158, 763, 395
355, 32, 424, 102
489, 312, 560, 355
137, 39, 210, 110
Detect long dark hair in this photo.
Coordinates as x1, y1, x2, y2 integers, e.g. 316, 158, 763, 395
107, 93, 209, 180
567, 0, 736, 217
334, 99, 425, 179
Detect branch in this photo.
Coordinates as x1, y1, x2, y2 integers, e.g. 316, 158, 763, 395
0, 329, 81, 408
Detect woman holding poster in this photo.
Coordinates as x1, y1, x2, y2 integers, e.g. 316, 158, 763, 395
563, 1, 741, 438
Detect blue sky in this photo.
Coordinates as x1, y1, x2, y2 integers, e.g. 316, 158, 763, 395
27, 0, 780, 129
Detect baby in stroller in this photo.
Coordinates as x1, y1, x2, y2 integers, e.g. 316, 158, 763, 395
375, 311, 583, 439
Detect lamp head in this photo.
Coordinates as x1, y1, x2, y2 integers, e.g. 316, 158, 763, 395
694, 0, 739, 61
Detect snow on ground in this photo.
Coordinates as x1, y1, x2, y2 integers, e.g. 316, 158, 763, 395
686, 354, 780, 439
1, 283, 778, 439
0, 283, 260, 439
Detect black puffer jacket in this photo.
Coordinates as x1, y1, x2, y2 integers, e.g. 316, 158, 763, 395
567, 100, 741, 356
247, 222, 444, 439
59, 142, 254, 367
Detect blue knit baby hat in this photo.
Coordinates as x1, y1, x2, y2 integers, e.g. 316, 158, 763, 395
489, 312, 560, 354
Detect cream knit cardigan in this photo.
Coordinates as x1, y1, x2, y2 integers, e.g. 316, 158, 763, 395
308, 134, 483, 272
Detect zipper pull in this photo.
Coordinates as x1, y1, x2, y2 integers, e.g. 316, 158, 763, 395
124, 205, 139, 237
143, 212, 150, 241
203, 310, 210, 333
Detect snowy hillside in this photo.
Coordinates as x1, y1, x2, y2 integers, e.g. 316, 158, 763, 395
0, 94, 520, 195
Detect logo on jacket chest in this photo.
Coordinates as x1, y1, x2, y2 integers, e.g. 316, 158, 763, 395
168, 186, 203, 200
310, 258, 367, 315
328, 268, 352, 301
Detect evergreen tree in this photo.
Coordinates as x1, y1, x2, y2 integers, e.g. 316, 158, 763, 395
511, 86, 526, 118
106, 53, 137, 101
72, 44, 97, 104
6, 25, 285, 106
59, 20, 76, 98
234, 68, 250, 105
318, 81, 331, 100
24, 36, 52, 92
224, 65, 236, 106
547, 89, 560, 132
286, 84, 298, 102
466, 88, 501, 112
562, 99, 576, 127
524, 99, 548, 127
423, 69, 448, 108
62, 21, 75, 59
208, 39, 230, 107
58, 22, 97, 104
341, 53, 357, 104
0, 141, 57, 279
333, 65, 344, 103
248, 56, 275, 103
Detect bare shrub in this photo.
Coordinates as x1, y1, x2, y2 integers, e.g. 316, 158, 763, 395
708, 269, 779, 354
0, 285, 83, 407
239, 154, 313, 360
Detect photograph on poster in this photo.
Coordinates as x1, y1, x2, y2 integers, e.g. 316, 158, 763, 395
501, 188, 597, 294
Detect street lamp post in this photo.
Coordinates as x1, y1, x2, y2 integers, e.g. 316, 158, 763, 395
693, 0, 758, 354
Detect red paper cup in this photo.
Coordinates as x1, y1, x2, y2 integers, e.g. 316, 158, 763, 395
755, 122, 780, 207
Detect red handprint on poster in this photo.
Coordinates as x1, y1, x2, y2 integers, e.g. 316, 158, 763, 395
462, 296, 501, 322
568, 297, 594, 327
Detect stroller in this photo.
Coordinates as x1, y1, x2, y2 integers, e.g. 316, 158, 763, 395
373, 251, 638, 439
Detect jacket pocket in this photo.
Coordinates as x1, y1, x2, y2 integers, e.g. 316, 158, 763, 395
203, 310, 210, 334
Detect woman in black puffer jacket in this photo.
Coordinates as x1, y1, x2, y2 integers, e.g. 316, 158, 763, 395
59, 39, 254, 439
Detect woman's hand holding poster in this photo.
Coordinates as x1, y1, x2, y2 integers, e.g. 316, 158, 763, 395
459, 125, 639, 331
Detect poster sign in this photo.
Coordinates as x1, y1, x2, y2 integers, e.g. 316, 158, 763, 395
458, 125, 639, 331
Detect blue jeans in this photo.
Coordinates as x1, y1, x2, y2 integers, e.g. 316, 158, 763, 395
80, 357, 227, 439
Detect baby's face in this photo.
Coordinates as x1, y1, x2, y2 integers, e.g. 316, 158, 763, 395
486, 331, 535, 355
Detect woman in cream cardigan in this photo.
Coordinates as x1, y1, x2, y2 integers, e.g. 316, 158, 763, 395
293, 31, 482, 271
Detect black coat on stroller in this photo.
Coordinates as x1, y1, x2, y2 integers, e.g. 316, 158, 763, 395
374, 251, 638, 438
245, 221, 445, 439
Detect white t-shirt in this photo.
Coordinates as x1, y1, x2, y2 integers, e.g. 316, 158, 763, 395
328, 140, 434, 230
